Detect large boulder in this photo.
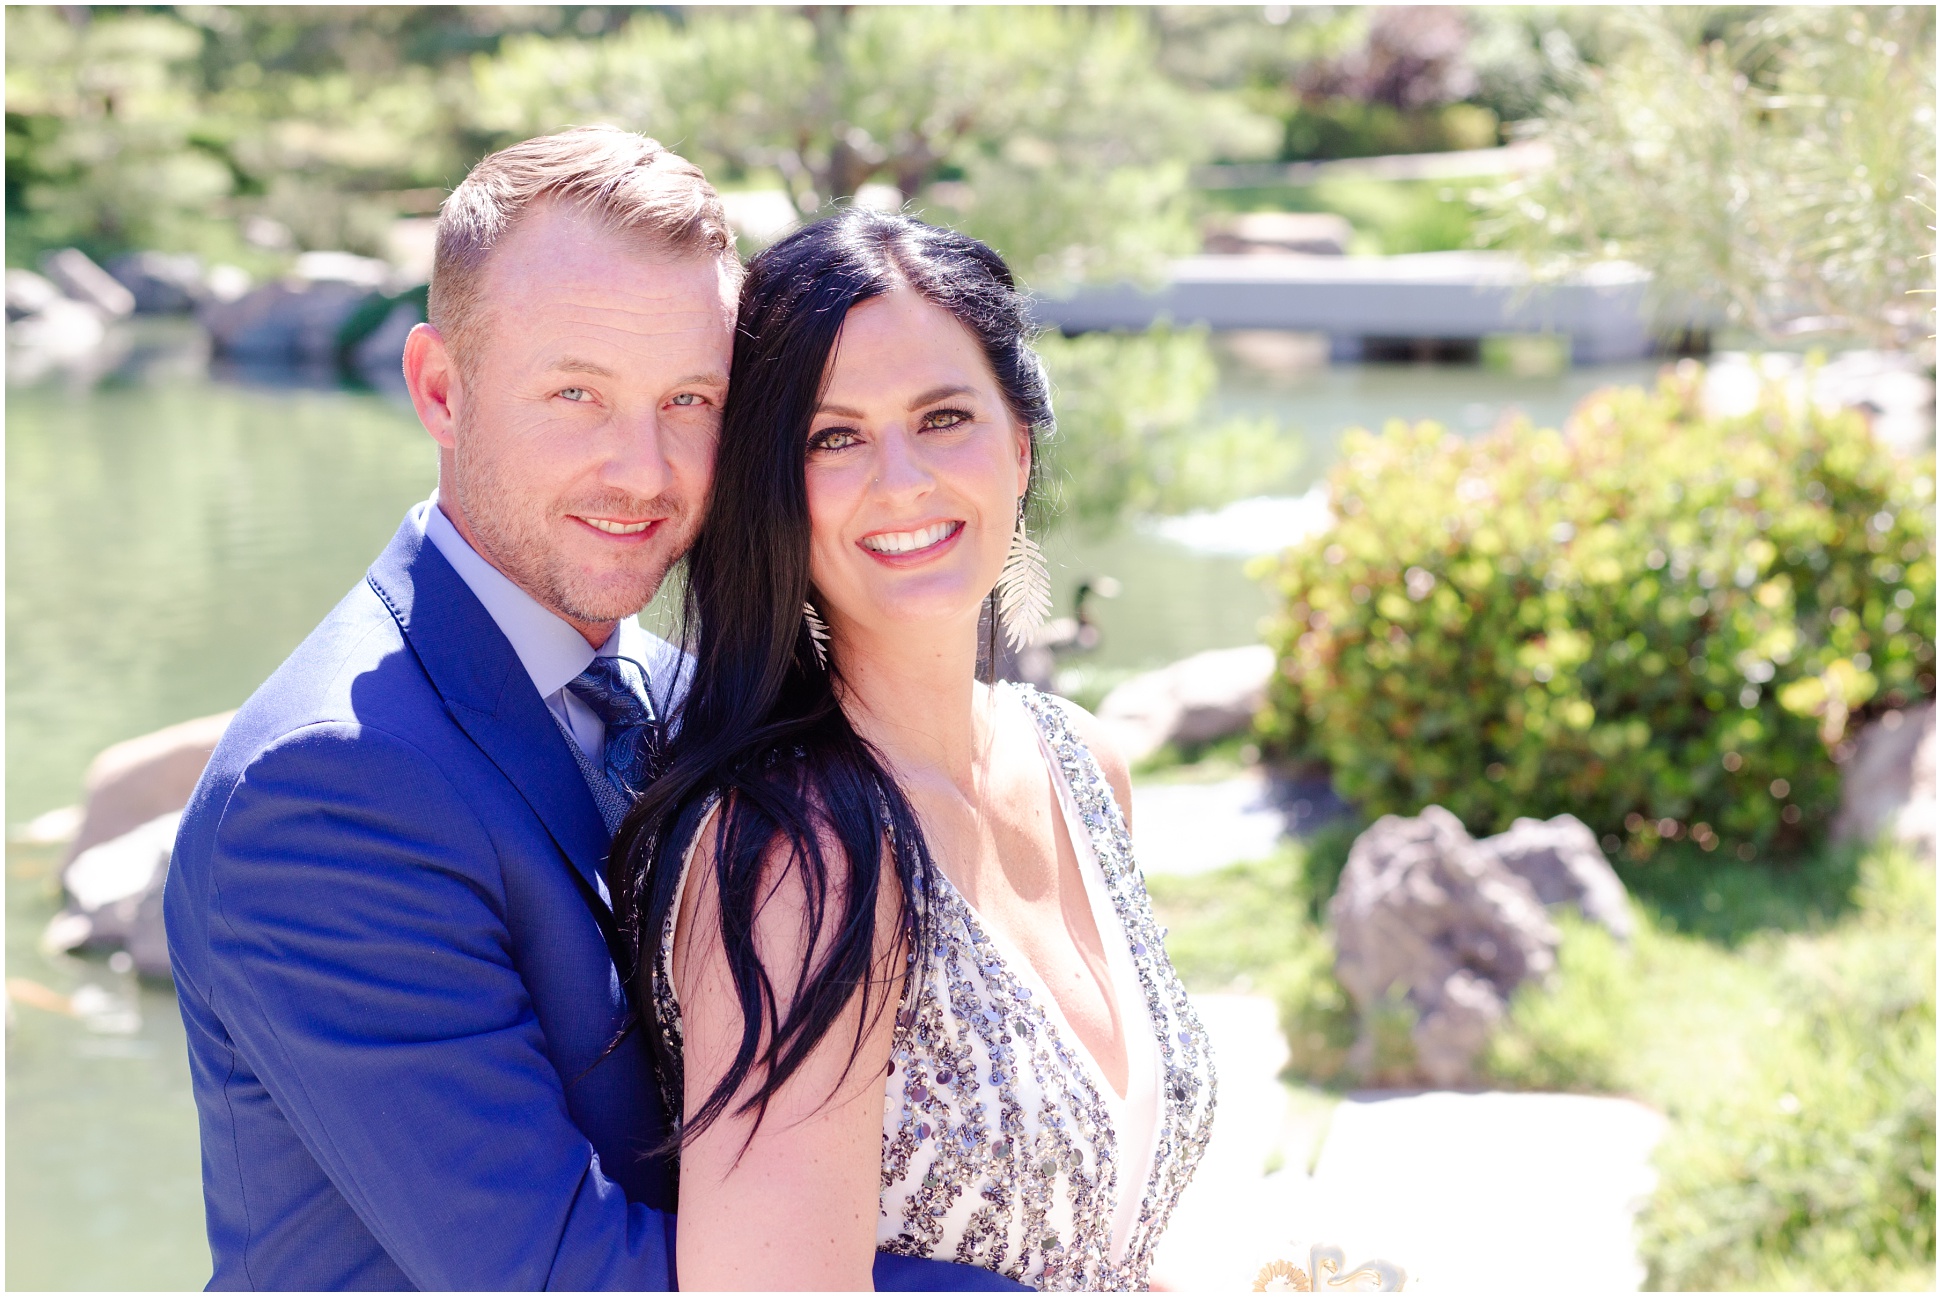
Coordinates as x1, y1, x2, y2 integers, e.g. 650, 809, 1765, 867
1097, 644, 1275, 764
106, 251, 209, 315
1832, 701, 1936, 858
199, 253, 393, 364
1331, 806, 1560, 1087
1479, 814, 1633, 941
44, 811, 179, 978
200, 278, 377, 364
67, 711, 234, 864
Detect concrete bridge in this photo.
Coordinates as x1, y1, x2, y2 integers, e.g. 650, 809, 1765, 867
1030, 251, 1665, 366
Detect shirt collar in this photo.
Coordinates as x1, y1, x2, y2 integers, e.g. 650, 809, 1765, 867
418, 495, 641, 699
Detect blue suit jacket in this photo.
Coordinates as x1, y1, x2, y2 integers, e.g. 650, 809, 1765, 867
164, 512, 1024, 1291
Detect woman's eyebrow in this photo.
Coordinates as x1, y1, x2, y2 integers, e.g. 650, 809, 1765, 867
906, 384, 975, 410
815, 385, 976, 419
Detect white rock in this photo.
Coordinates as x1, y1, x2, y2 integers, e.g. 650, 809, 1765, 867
7, 296, 107, 356
1097, 644, 1276, 763
5, 267, 62, 320
63, 811, 179, 915
48, 810, 181, 977
40, 247, 136, 317
292, 250, 393, 290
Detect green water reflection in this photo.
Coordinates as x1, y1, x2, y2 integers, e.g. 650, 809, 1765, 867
4, 339, 1655, 1289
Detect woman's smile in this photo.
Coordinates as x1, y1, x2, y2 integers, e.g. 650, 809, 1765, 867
857, 519, 965, 563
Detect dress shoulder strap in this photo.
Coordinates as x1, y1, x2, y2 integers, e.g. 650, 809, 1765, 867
1009, 684, 1138, 888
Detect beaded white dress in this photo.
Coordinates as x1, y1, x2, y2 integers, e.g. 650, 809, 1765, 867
650, 685, 1217, 1291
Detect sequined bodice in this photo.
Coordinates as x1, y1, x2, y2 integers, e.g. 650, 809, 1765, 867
650, 685, 1216, 1291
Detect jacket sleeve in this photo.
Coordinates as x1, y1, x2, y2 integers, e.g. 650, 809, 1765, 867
203, 720, 675, 1291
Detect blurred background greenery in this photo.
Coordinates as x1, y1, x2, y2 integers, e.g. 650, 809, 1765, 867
6, 5, 1935, 1292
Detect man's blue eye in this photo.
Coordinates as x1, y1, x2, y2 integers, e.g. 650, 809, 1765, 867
559, 387, 592, 402
670, 393, 703, 407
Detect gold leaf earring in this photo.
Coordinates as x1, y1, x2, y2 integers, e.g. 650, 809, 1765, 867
995, 507, 1051, 653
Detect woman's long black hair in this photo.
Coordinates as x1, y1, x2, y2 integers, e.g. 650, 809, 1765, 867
613, 208, 1054, 1149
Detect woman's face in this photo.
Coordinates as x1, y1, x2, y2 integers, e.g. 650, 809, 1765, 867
804, 287, 1030, 652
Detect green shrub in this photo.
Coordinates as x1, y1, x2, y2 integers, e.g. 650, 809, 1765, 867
1257, 363, 1936, 858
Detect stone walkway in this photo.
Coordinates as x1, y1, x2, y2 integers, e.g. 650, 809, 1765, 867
1131, 773, 1346, 876
1151, 995, 1668, 1292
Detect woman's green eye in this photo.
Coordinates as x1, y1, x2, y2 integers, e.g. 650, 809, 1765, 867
811, 428, 861, 451
922, 408, 971, 429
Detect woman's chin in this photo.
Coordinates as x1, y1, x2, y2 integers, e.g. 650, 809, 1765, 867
834, 591, 992, 643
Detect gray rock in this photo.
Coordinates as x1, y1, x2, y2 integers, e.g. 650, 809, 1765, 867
106, 251, 207, 314
1832, 701, 1936, 858
39, 247, 136, 318
348, 298, 423, 384
1330, 806, 1559, 1087
1097, 644, 1275, 763
46, 811, 179, 977
1480, 814, 1633, 941
200, 278, 377, 364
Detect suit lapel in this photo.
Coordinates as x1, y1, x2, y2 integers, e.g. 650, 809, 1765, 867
365, 514, 614, 909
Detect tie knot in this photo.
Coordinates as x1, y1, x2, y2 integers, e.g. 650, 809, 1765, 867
568, 656, 653, 730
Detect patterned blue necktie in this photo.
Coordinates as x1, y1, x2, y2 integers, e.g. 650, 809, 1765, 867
566, 656, 664, 813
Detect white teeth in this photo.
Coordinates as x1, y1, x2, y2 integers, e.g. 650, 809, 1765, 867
860, 521, 958, 555
584, 518, 651, 535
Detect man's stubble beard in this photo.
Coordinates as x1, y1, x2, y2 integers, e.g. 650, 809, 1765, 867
449, 428, 698, 629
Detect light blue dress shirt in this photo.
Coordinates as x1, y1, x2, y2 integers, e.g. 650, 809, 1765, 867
415, 496, 687, 760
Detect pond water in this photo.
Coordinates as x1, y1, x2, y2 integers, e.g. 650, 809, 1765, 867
3, 322, 1655, 1288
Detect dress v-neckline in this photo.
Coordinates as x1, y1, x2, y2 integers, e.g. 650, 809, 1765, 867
925, 688, 1154, 1108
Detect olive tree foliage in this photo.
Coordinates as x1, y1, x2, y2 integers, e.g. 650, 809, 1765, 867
1032, 325, 1300, 533
4, 5, 521, 265
1482, 6, 1936, 348
469, 6, 1275, 284
5, 8, 232, 261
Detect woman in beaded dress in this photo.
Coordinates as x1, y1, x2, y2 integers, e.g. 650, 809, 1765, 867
611, 210, 1215, 1291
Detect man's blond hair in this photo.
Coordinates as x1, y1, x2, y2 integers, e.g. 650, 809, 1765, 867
430, 125, 739, 362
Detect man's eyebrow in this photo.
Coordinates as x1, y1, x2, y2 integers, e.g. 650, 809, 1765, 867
549, 358, 617, 377
670, 371, 729, 389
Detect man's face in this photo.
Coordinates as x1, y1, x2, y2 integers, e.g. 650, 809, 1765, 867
406, 200, 736, 644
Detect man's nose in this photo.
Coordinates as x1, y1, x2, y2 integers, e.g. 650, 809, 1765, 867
602, 407, 675, 497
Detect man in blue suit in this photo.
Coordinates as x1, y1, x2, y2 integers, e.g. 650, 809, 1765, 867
164, 127, 1022, 1292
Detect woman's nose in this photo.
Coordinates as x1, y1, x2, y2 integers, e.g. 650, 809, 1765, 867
870, 425, 935, 502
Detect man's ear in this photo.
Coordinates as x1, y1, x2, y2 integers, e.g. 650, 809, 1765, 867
403, 323, 461, 451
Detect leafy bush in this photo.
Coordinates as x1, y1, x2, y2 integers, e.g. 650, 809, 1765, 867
1257, 363, 1936, 858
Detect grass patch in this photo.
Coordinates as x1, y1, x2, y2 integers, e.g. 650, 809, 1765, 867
1147, 845, 1310, 992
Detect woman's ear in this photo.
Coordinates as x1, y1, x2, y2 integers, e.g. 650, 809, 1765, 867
1014, 424, 1032, 496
